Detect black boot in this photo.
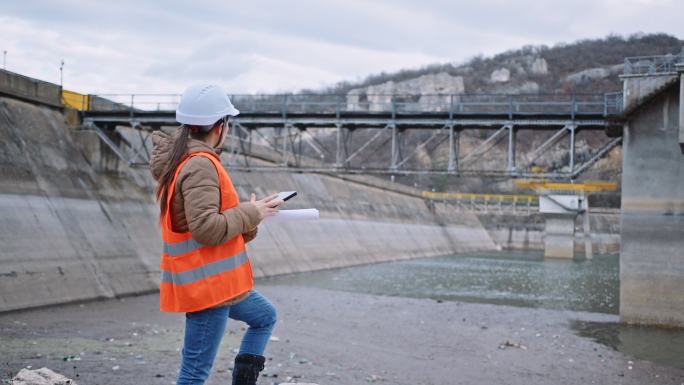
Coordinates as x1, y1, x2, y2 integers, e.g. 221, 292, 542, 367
232, 353, 265, 385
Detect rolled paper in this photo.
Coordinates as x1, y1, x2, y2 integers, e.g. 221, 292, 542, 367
263, 208, 320, 222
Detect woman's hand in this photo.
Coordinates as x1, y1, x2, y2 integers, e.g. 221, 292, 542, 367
250, 193, 283, 221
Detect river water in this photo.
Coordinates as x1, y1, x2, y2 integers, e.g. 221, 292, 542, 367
259, 250, 684, 369
260, 250, 619, 313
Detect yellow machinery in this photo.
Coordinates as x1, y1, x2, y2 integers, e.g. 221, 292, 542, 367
62, 89, 89, 111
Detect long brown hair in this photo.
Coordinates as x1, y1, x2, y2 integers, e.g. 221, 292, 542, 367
155, 123, 218, 220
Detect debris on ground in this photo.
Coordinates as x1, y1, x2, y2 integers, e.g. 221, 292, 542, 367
365, 374, 384, 382
278, 383, 319, 385
498, 340, 527, 350
12, 367, 78, 385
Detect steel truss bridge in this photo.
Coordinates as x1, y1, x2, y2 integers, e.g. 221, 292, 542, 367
80, 92, 624, 179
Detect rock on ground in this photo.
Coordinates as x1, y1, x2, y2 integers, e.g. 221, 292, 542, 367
12, 368, 77, 385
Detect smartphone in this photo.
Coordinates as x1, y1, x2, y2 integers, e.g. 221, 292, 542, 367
276, 191, 297, 202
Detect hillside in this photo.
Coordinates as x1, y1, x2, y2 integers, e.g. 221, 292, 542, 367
293, 34, 682, 199
318, 33, 682, 95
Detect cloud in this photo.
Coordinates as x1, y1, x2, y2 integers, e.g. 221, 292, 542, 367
1, 0, 682, 94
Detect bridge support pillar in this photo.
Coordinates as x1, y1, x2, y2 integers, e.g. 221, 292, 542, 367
335, 123, 343, 168
447, 125, 458, 172
582, 210, 593, 259
390, 123, 398, 170
543, 213, 576, 259
569, 125, 576, 175
507, 125, 516, 173
619, 69, 684, 327
539, 195, 584, 259
679, 69, 684, 153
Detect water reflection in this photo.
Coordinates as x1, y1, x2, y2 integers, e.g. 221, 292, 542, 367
572, 320, 684, 369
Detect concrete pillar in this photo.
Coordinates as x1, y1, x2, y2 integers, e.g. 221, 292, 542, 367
543, 213, 576, 259
447, 125, 456, 172
679, 69, 684, 153
540, 195, 582, 259
281, 125, 288, 166
507, 125, 516, 172
582, 210, 593, 259
619, 71, 684, 327
335, 123, 343, 167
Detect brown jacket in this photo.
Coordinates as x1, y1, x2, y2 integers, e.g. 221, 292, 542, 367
150, 130, 260, 306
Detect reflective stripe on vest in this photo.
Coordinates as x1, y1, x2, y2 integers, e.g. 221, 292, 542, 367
163, 238, 203, 257
161, 251, 248, 285
159, 152, 254, 313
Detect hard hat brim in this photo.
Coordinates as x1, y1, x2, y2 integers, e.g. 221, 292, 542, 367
176, 105, 240, 126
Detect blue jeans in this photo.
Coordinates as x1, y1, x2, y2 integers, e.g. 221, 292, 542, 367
176, 290, 277, 385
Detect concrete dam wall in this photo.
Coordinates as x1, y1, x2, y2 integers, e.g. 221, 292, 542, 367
0, 97, 162, 312
0, 96, 497, 312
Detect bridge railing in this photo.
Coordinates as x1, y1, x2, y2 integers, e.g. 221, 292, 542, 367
422, 191, 539, 215
85, 92, 623, 117
87, 94, 182, 112
624, 51, 684, 76
603, 92, 623, 115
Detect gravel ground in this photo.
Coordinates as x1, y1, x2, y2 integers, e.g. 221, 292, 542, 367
1, 285, 683, 385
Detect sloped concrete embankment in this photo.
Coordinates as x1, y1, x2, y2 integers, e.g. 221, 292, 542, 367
0, 96, 497, 312
234, 172, 496, 278
0, 97, 161, 312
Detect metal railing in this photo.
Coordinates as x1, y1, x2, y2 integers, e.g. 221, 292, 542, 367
83, 92, 624, 117
422, 191, 539, 215
624, 50, 684, 76
603, 92, 623, 115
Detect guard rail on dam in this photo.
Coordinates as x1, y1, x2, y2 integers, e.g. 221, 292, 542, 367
78, 92, 625, 179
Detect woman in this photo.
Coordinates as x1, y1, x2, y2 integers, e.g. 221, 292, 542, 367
150, 84, 283, 385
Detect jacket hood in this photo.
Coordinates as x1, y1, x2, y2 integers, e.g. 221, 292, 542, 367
149, 129, 221, 182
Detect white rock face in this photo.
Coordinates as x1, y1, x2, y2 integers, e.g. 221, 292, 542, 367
489, 81, 540, 94
490, 68, 511, 82
346, 72, 464, 112
565, 67, 611, 84
609, 63, 625, 74
530, 57, 548, 75
12, 368, 77, 385
518, 81, 540, 93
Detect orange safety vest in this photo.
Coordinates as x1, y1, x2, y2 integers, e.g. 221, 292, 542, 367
159, 152, 253, 313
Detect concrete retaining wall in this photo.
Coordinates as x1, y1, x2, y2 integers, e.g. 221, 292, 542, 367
0, 97, 160, 311
0, 70, 62, 108
0, 96, 497, 312
473, 211, 619, 254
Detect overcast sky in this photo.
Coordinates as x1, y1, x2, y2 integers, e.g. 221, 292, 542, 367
2, 0, 682, 94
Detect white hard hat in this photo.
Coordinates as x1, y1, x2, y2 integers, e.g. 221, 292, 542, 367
176, 84, 240, 126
